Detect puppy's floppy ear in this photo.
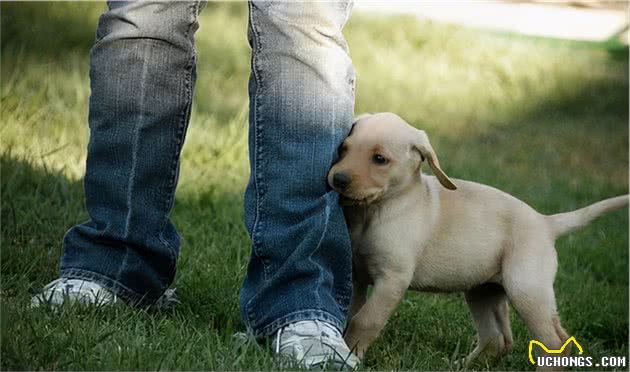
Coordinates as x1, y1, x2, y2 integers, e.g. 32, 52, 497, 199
412, 129, 457, 190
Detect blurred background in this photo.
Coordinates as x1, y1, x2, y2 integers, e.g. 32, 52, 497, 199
1, 1, 628, 370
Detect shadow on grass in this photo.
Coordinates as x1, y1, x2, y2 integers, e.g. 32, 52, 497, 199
0, 2, 247, 59
1, 154, 84, 287
0, 2, 104, 58
0, 152, 248, 330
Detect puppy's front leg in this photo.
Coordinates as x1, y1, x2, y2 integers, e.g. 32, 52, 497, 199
344, 276, 409, 358
348, 277, 368, 319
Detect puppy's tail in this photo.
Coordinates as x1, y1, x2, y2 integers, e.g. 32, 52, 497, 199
547, 195, 628, 238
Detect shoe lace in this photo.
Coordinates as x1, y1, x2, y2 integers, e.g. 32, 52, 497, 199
275, 327, 282, 354
275, 320, 357, 369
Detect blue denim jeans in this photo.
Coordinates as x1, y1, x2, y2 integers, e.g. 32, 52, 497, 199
60, 1, 355, 338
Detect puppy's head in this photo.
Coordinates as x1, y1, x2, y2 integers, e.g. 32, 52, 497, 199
328, 112, 456, 205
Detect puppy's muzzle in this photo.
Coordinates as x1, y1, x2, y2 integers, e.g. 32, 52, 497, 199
332, 172, 351, 191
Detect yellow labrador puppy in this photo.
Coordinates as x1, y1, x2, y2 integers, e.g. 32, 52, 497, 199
328, 112, 628, 363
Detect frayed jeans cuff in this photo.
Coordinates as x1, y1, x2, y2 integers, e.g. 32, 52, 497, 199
250, 309, 346, 339
60, 268, 158, 307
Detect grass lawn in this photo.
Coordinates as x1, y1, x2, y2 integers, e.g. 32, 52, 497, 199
1, 2, 628, 370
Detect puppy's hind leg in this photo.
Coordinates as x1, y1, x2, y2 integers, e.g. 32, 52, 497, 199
464, 283, 513, 367
503, 240, 571, 369
506, 286, 570, 370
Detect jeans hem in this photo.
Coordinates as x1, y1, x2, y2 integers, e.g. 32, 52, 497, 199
252, 309, 345, 339
60, 268, 158, 307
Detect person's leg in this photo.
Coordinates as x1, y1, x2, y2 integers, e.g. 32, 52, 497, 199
240, 0, 355, 338
42, 1, 205, 306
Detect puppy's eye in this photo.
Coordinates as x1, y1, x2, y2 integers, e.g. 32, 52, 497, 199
372, 154, 388, 165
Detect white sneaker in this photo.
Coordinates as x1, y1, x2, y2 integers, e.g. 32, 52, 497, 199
30, 278, 117, 307
272, 320, 360, 369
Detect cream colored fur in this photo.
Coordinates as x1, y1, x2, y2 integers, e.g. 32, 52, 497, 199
327, 112, 628, 365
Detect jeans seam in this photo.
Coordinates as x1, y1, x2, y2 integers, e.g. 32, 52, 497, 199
161, 1, 197, 221
337, 1, 355, 313
245, 2, 272, 328
335, 267, 353, 311
248, 2, 268, 280
158, 1, 200, 271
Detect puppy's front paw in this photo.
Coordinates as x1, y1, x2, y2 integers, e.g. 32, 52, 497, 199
344, 333, 367, 360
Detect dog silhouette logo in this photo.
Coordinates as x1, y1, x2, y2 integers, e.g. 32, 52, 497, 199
528, 336, 584, 365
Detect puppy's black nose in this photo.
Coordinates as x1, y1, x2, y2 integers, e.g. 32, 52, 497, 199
332, 172, 351, 190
